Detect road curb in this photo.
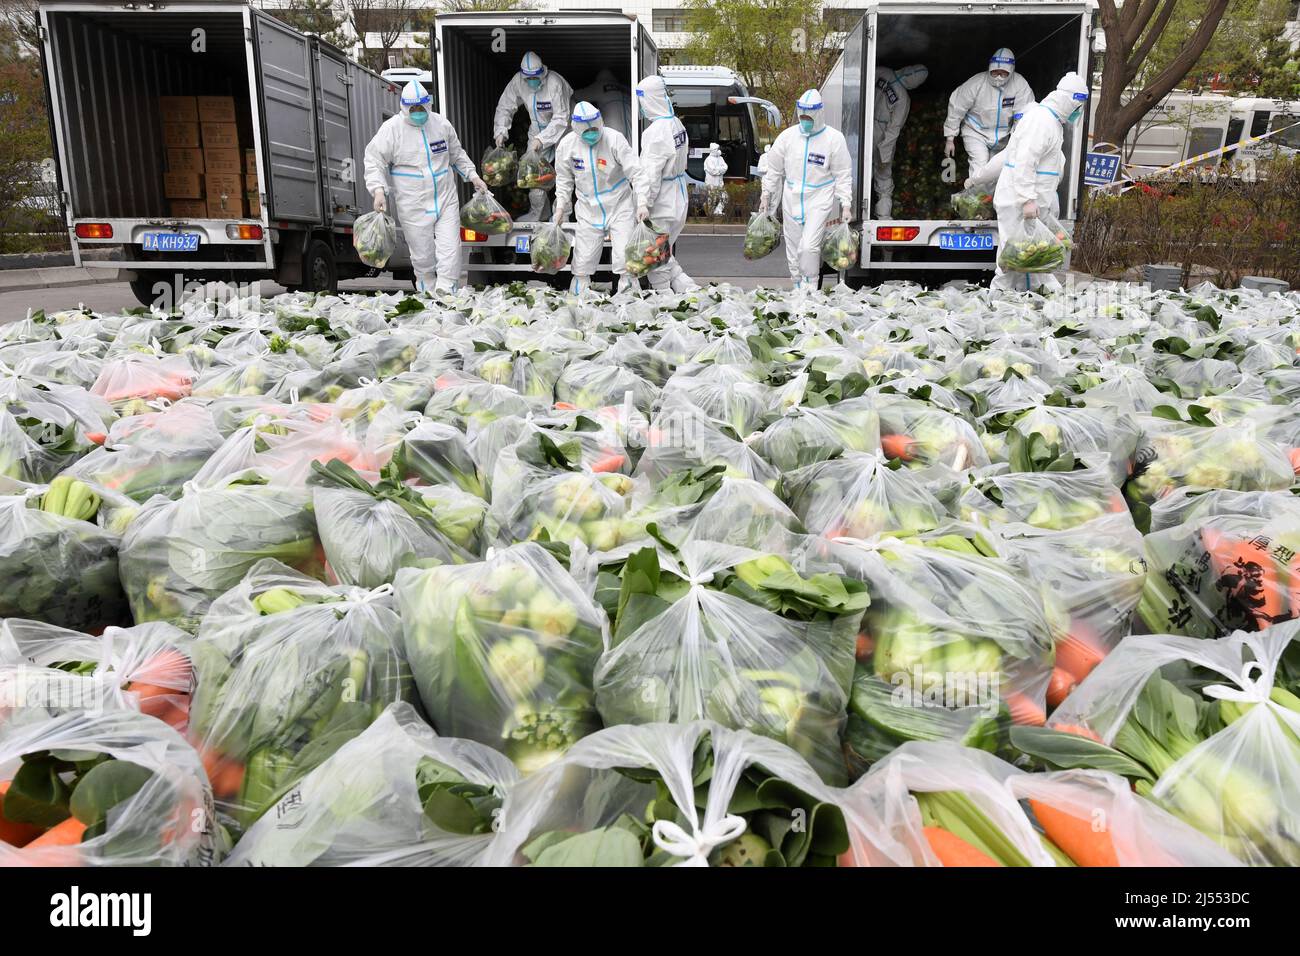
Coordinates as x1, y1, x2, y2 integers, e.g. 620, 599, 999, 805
0, 267, 122, 294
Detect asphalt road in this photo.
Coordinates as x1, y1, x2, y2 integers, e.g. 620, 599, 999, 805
0, 235, 788, 322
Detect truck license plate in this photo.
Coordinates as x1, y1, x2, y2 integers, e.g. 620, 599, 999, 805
938, 231, 995, 251
142, 232, 200, 253
514, 234, 530, 254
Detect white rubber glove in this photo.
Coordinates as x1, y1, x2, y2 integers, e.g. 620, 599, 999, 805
552, 202, 567, 225
494, 132, 506, 148
841, 203, 853, 223
1022, 199, 1040, 219
963, 177, 974, 189
944, 137, 956, 159
470, 175, 488, 193
372, 189, 387, 213
529, 137, 543, 153
636, 204, 649, 223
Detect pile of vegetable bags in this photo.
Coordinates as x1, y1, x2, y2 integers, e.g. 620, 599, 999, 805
2, 275, 1300, 866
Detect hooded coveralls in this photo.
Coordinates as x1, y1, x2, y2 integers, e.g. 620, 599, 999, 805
493, 52, 573, 222
635, 75, 697, 293
872, 65, 928, 219
945, 48, 1037, 175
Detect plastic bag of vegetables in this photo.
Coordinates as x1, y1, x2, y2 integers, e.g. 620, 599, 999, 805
753, 400, 882, 472
623, 220, 671, 278
460, 190, 514, 235
187, 561, 416, 837
481, 145, 518, 188
949, 183, 995, 221
593, 541, 865, 783
395, 542, 608, 773
820, 222, 859, 271
0, 482, 129, 632
0, 709, 216, 866
352, 211, 398, 269
530, 222, 572, 275
516, 145, 556, 191
742, 212, 780, 261
779, 451, 952, 540
1028, 623, 1300, 866
223, 702, 518, 866
483, 721, 903, 867
118, 478, 325, 631
997, 215, 1065, 274
959, 465, 1129, 532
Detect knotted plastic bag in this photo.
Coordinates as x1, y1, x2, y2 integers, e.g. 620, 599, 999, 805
352, 211, 398, 269
743, 212, 780, 261
997, 215, 1065, 274
516, 146, 556, 191
623, 220, 671, 277
481, 145, 518, 188
460, 191, 514, 235
530, 222, 572, 275
821, 222, 860, 271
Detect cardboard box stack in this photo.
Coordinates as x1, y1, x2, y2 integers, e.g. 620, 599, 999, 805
161, 94, 259, 218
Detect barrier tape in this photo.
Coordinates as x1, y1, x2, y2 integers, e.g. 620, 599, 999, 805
1091, 118, 1300, 193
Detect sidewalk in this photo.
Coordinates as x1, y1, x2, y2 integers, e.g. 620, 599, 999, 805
0, 265, 121, 294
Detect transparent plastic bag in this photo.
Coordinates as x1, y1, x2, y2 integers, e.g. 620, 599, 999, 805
530, 222, 572, 275
90, 354, 195, 414
395, 542, 608, 773
483, 721, 899, 866
780, 451, 949, 539
481, 145, 518, 188
742, 212, 780, 261
623, 220, 671, 277
593, 541, 856, 783
820, 223, 860, 271
949, 183, 995, 221
753, 401, 882, 472
224, 702, 518, 866
1046, 623, 1300, 865
0, 709, 215, 866
997, 215, 1066, 274
959, 466, 1129, 531
187, 561, 415, 836
516, 146, 556, 191
352, 211, 398, 269
460, 191, 514, 235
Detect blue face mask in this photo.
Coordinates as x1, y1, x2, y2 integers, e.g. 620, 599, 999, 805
799, 118, 814, 134
581, 128, 601, 146
1068, 108, 1082, 124
526, 77, 542, 90
409, 109, 429, 127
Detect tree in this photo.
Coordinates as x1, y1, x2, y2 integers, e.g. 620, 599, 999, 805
0, 0, 39, 55
682, 0, 840, 133
0, 17, 62, 252
1092, 0, 1233, 149
1157, 0, 1292, 92
347, 0, 429, 71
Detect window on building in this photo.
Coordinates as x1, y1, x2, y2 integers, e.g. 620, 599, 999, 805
653, 8, 693, 32
822, 7, 867, 33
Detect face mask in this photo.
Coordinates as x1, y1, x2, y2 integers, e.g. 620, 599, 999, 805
799, 118, 814, 134
526, 77, 542, 90
1068, 108, 1083, 124
581, 128, 601, 146
989, 73, 1009, 88
409, 110, 428, 126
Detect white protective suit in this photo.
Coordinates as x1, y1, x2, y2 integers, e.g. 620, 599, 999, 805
703, 142, 729, 216
635, 74, 697, 293
553, 101, 649, 295
573, 69, 632, 140
364, 80, 479, 292
944, 48, 1037, 175
757, 144, 772, 176
872, 65, 929, 219
493, 51, 573, 221
991, 72, 1088, 293
760, 89, 853, 288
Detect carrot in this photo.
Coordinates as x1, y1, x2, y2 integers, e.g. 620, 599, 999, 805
1053, 723, 1104, 743
1201, 527, 1286, 625
1028, 799, 1119, 867
922, 826, 1002, 867
1287, 447, 1300, 475
590, 453, 626, 474
1109, 492, 1129, 513
1056, 623, 1108, 683
130, 648, 192, 690
200, 748, 246, 799
1046, 666, 1077, 708
85, 431, 107, 445
24, 815, 87, 849
855, 632, 875, 661
553, 401, 577, 411
881, 433, 917, 462
1005, 692, 1046, 726
0, 781, 44, 848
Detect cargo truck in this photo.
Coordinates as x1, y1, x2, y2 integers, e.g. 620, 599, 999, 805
38, 1, 410, 305
431, 10, 659, 284
821, 0, 1094, 284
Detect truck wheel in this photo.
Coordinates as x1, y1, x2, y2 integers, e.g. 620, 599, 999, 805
301, 240, 338, 293
129, 275, 173, 308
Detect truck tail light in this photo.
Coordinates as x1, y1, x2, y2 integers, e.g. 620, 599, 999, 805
226, 224, 264, 240
461, 228, 488, 242
876, 226, 920, 242
75, 222, 113, 239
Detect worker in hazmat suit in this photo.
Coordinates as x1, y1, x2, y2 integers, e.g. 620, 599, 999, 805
703, 142, 729, 216
553, 100, 650, 295
872, 65, 929, 219
756, 143, 772, 176
944, 48, 1036, 176
493, 51, 573, 221
990, 72, 1088, 293
365, 79, 487, 293
635, 74, 698, 293
760, 88, 853, 289
573, 68, 632, 140
965, 113, 1062, 220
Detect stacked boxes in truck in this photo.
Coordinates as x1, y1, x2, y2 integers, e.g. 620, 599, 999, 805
432, 10, 658, 283
822, 0, 1093, 282
39, 1, 409, 303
